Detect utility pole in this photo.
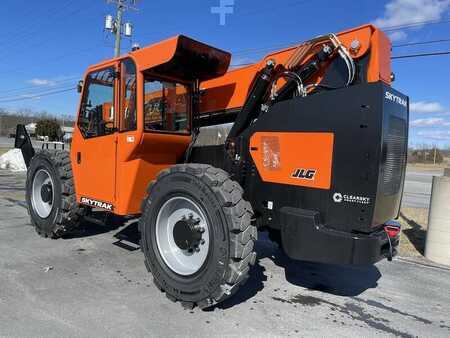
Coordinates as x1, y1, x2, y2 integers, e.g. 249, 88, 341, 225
434, 146, 437, 165
114, 2, 124, 57
105, 0, 137, 57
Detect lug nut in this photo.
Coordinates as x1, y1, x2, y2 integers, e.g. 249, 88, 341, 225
200, 239, 206, 245
198, 227, 205, 234
195, 247, 200, 253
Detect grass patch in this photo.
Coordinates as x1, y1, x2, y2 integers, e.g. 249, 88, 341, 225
398, 207, 428, 257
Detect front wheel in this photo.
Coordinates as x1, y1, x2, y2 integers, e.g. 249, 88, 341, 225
139, 164, 257, 309
26, 150, 84, 238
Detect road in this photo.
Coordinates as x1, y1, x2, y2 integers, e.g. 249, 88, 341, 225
0, 136, 14, 148
1, 170, 450, 337
402, 168, 444, 209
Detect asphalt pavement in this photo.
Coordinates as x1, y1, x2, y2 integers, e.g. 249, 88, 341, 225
1, 170, 450, 337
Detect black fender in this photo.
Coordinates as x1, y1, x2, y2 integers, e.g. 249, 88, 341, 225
14, 124, 35, 168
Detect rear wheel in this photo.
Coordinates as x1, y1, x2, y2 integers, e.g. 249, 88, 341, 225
26, 150, 84, 238
140, 164, 257, 309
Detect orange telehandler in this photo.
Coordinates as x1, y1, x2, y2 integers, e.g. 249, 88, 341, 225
16, 24, 408, 309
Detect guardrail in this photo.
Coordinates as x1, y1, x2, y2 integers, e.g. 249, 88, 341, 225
38, 141, 66, 150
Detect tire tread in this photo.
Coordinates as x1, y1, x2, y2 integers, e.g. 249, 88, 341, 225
139, 163, 257, 310
28, 150, 84, 239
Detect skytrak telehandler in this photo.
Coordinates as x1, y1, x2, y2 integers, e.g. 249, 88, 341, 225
16, 24, 408, 309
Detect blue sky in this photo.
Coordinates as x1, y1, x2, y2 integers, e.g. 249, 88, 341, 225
0, 0, 449, 147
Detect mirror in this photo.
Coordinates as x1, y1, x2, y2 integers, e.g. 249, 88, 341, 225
77, 80, 84, 93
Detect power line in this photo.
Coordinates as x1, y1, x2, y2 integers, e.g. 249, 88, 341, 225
1, 51, 448, 103
393, 38, 450, 48
3, 49, 448, 102
231, 50, 450, 68
0, 87, 76, 104
0, 0, 77, 45
0, 1, 101, 59
232, 42, 299, 56
383, 18, 450, 32
0, 77, 81, 96
231, 35, 450, 61
392, 51, 450, 59
134, 0, 314, 41
4, 50, 447, 102
230, 36, 450, 59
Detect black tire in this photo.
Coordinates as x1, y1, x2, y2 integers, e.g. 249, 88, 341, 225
26, 150, 84, 239
139, 164, 257, 309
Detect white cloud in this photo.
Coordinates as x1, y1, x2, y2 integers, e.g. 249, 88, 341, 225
418, 130, 450, 140
374, 0, 450, 41
388, 31, 408, 42
410, 101, 445, 114
26, 78, 57, 86
410, 117, 450, 127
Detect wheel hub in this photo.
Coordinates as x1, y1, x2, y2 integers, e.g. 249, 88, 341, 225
31, 169, 55, 219
155, 197, 210, 276
40, 183, 53, 203
173, 215, 205, 252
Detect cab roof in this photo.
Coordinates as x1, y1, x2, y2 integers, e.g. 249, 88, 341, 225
89, 35, 231, 82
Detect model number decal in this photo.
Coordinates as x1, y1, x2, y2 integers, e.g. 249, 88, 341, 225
80, 197, 114, 211
291, 168, 317, 180
385, 91, 407, 108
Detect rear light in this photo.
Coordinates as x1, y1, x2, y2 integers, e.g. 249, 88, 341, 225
384, 224, 401, 238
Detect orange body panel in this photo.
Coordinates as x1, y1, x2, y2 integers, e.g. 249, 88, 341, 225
249, 132, 334, 190
200, 25, 392, 115
70, 128, 117, 206
131, 36, 179, 72
200, 64, 258, 114
71, 25, 391, 215
72, 58, 191, 215
368, 29, 392, 84
115, 132, 191, 215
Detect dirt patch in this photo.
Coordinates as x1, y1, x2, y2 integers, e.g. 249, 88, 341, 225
398, 207, 428, 257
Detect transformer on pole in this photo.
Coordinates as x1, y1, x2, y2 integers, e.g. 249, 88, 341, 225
105, 0, 138, 57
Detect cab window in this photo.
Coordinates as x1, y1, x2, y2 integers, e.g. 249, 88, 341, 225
120, 59, 137, 131
144, 78, 190, 133
78, 68, 115, 138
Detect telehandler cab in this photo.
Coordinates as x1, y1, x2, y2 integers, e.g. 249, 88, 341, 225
16, 24, 407, 309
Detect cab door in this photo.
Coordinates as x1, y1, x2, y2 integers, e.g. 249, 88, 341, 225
71, 65, 118, 210
115, 58, 141, 214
